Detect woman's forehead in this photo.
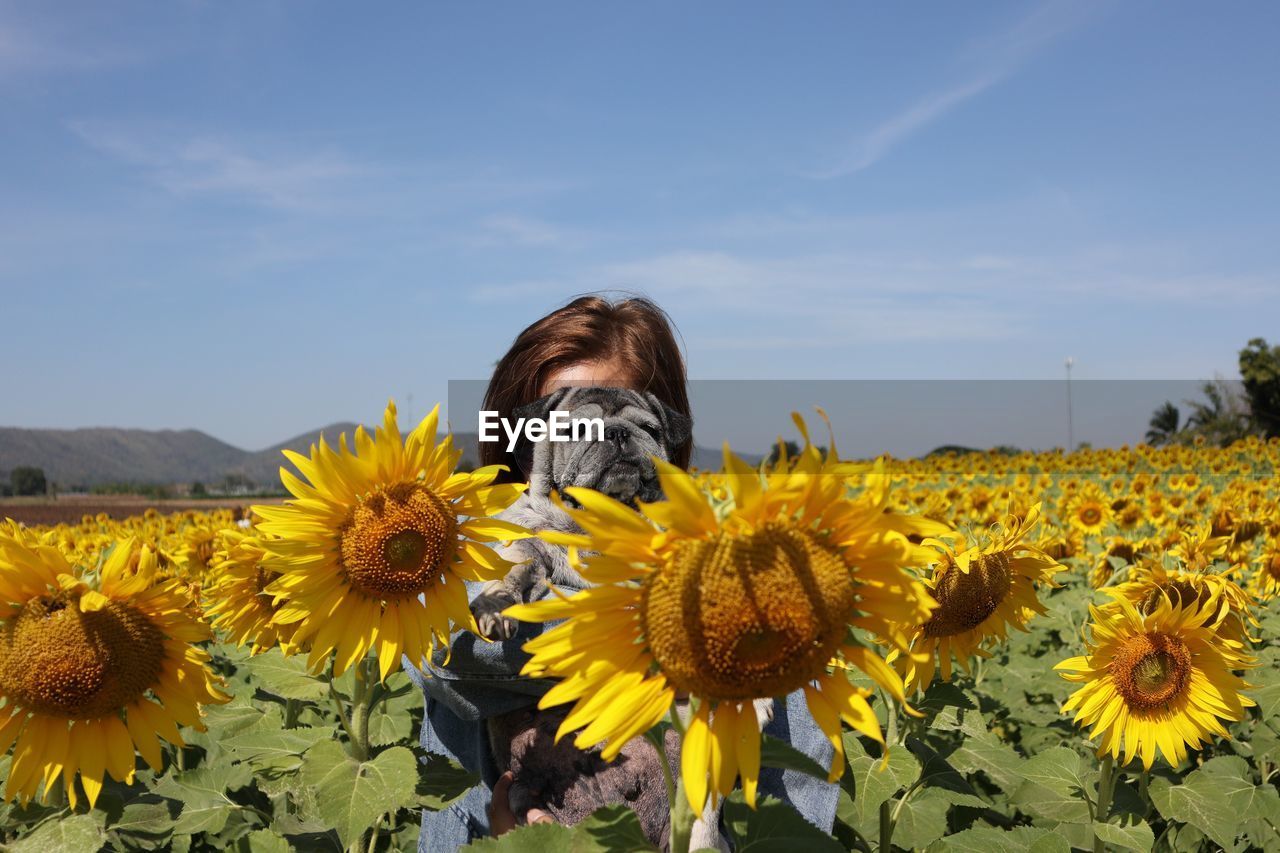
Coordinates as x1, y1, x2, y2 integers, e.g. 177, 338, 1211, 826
541, 359, 638, 394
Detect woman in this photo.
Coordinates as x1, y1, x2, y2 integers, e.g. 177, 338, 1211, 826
405, 294, 838, 849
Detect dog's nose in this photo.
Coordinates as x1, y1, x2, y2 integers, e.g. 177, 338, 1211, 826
603, 425, 629, 446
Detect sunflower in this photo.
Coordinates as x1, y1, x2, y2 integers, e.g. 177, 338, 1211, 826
1090, 537, 1146, 589
1065, 485, 1112, 536
203, 528, 299, 655
1251, 543, 1280, 601
895, 505, 1062, 691
0, 532, 228, 808
252, 401, 528, 679
1110, 559, 1257, 646
1168, 523, 1230, 571
507, 418, 945, 813
1056, 592, 1256, 769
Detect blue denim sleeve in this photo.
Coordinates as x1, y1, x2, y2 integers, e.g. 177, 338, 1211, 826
405, 580, 558, 851
758, 690, 840, 833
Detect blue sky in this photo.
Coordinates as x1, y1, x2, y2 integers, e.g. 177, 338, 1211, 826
2, 1, 1278, 450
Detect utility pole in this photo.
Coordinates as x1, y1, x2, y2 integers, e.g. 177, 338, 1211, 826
1065, 357, 1075, 453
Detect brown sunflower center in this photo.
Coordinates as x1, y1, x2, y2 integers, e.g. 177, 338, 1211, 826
1236, 520, 1263, 543
0, 594, 166, 718
1078, 505, 1103, 526
1268, 554, 1280, 582
340, 481, 457, 598
1109, 542, 1136, 563
640, 522, 855, 701
922, 551, 1013, 637
253, 563, 274, 597
1111, 632, 1191, 710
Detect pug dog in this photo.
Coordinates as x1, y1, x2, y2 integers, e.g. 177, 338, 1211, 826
470, 386, 691, 640
468, 387, 773, 850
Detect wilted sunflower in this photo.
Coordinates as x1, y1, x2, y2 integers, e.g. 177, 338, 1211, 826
508, 418, 945, 813
895, 505, 1062, 691
1056, 592, 1256, 769
253, 401, 528, 679
0, 532, 228, 807
1109, 559, 1257, 646
203, 528, 298, 655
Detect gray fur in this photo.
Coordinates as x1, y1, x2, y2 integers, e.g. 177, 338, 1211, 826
472, 387, 689, 640
467, 387, 766, 849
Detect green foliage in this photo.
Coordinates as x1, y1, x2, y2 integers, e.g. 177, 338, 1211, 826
1240, 336, 1280, 437
460, 806, 656, 852
10, 465, 47, 496
0, 513, 1276, 851
0, 643, 469, 852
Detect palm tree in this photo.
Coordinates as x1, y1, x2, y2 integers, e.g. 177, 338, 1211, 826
1145, 401, 1181, 446
1183, 380, 1252, 446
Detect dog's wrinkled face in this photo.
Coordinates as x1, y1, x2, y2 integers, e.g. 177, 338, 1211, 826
512, 387, 692, 506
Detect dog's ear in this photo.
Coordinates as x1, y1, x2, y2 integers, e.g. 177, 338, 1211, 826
512, 387, 570, 423
645, 393, 692, 455
510, 388, 571, 481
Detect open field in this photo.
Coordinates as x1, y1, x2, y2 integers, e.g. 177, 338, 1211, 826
0, 431, 1277, 852
0, 495, 285, 526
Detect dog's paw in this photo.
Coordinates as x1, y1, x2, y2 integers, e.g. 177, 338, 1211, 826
752, 697, 775, 730
471, 587, 521, 640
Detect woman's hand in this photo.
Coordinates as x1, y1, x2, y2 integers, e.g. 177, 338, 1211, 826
488, 771, 554, 836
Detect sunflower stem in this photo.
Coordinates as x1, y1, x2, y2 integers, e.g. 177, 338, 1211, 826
364, 811, 384, 853
669, 776, 696, 853
878, 798, 894, 852
645, 728, 677, 813
348, 655, 375, 761
1093, 754, 1116, 852
1138, 769, 1150, 817
880, 688, 899, 745
664, 706, 696, 853
329, 675, 358, 756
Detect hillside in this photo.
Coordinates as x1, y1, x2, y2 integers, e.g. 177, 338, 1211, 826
0, 424, 362, 489
0, 423, 750, 488
0, 427, 249, 488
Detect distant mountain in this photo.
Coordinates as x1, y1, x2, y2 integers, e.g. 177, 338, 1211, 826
235, 423, 363, 485
0, 424, 367, 489
0, 423, 757, 488
0, 427, 249, 488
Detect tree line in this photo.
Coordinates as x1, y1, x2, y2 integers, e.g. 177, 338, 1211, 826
1146, 337, 1280, 446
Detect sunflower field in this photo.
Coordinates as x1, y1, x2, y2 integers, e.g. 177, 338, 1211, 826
1, 401, 1278, 852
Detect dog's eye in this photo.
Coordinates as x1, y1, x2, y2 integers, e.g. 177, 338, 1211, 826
640, 423, 662, 439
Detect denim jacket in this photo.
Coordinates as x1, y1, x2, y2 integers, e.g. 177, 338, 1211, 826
405, 580, 840, 851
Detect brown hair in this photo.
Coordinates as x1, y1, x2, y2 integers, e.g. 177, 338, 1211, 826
481, 294, 691, 480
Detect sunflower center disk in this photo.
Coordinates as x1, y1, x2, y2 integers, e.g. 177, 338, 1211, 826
340, 482, 457, 599
1079, 506, 1102, 526
922, 551, 1013, 637
640, 523, 855, 701
0, 595, 166, 719
1112, 632, 1191, 710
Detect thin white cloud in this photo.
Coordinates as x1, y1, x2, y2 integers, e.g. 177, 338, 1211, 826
468, 239, 1274, 353
0, 9, 137, 76
67, 120, 364, 211
811, 0, 1099, 178
470, 214, 575, 248
470, 249, 1029, 343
